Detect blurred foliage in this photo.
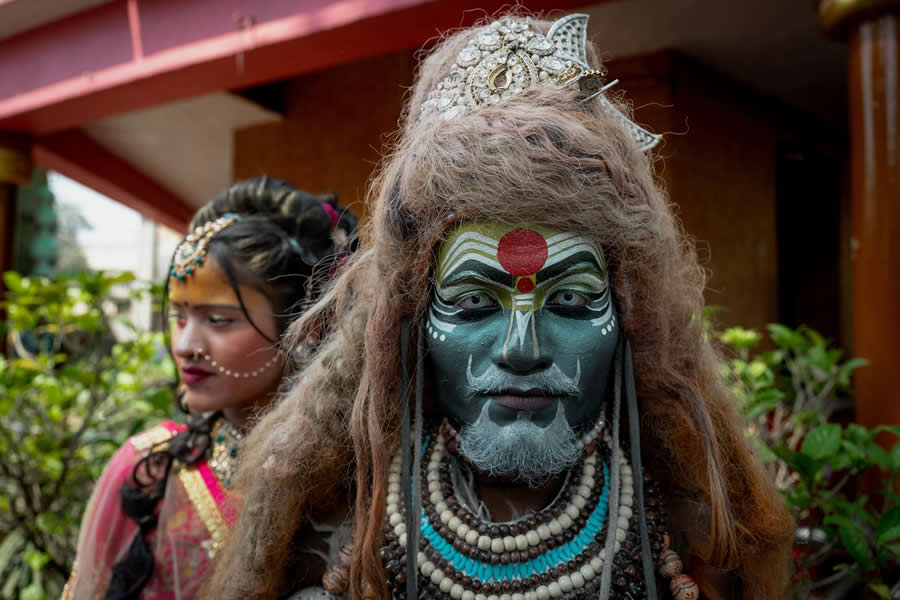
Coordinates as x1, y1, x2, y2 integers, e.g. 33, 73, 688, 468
719, 322, 899, 599
0, 270, 176, 600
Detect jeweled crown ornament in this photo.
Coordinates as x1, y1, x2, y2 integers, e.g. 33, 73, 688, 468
419, 14, 661, 152
169, 215, 238, 281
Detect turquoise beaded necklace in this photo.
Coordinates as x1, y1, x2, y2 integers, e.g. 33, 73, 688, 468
382, 425, 641, 599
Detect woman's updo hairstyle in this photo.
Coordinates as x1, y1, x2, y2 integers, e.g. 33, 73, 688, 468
189, 176, 357, 337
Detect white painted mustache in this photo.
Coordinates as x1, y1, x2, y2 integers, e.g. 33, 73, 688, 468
465, 356, 582, 398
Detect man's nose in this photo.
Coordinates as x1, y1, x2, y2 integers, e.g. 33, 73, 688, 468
495, 310, 552, 374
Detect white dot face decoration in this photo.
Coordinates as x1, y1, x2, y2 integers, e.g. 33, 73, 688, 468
427, 221, 619, 440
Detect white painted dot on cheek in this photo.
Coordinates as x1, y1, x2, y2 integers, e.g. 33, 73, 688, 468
440, 334, 446, 342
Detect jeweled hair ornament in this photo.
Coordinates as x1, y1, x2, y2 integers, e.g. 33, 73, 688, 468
419, 14, 661, 152
169, 213, 240, 281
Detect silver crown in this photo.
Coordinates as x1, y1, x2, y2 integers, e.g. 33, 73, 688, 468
419, 14, 661, 152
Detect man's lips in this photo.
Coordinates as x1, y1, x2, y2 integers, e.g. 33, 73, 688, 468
490, 388, 559, 411
181, 366, 213, 385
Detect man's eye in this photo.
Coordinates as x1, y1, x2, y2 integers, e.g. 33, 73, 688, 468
547, 290, 589, 307
457, 293, 496, 310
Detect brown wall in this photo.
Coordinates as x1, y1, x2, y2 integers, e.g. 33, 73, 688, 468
234, 50, 848, 338
233, 50, 415, 225
612, 53, 832, 335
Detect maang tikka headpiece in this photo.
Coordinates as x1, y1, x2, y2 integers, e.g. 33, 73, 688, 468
419, 14, 661, 152
169, 214, 239, 281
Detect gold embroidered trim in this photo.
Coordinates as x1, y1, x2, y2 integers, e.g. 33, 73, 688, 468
177, 466, 228, 559
129, 423, 179, 452
60, 559, 77, 600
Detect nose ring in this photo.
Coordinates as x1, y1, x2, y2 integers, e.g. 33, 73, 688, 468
192, 347, 204, 361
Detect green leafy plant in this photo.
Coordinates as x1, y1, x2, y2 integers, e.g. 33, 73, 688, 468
0, 271, 176, 600
720, 323, 899, 599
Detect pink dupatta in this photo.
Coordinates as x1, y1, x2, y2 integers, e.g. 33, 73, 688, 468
63, 421, 238, 600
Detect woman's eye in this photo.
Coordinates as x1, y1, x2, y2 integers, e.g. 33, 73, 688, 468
547, 290, 589, 307
208, 315, 234, 325
457, 293, 496, 310
169, 312, 186, 325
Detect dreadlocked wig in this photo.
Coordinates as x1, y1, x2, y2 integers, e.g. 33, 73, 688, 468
205, 15, 794, 600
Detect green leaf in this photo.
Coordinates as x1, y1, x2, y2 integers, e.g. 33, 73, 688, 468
824, 515, 867, 534
24, 548, 50, 572
3, 271, 24, 294
0, 530, 25, 576
145, 388, 173, 414
846, 423, 871, 444
838, 525, 874, 571
751, 436, 777, 463
802, 326, 828, 348
39, 456, 63, 479
720, 327, 761, 350
2, 565, 22, 599
12, 358, 42, 372
802, 423, 842, 461
891, 441, 900, 472
876, 507, 900, 544
115, 371, 139, 391
877, 525, 900, 545
868, 443, 892, 471
871, 425, 900, 440
21, 583, 44, 600
868, 583, 892, 599
773, 446, 817, 481
768, 323, 807, 350
837, 358, 869, 388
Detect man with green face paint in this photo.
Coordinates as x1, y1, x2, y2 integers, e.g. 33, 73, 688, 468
429, 222, 618, 484
206, 13, 795, 600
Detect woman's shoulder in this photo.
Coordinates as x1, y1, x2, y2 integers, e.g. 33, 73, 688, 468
128, 419, 187, 453
91, 420, 187, 488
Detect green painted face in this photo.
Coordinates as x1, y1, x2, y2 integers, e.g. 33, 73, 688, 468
427, 221, 619, 443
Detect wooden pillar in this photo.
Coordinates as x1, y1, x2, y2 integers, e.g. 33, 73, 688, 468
819, 2, 900, 431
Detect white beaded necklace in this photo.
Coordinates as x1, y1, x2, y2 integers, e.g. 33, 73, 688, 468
384, 424, 636, 600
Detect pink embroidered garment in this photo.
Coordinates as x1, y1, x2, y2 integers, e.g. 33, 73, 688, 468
63, 421, 237, 600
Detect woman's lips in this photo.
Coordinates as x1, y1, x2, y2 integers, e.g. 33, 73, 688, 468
491, 389, 557, 411
181, 367, 213, 385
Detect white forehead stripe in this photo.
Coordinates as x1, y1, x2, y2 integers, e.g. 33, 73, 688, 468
546, 232, 582, 247
546, 239, 604, 269
439, 232, 500, 281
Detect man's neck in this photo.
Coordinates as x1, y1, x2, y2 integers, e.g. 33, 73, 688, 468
469, 470, 567, 522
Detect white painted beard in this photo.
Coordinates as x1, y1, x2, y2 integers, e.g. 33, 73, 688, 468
457, 401, 580, 487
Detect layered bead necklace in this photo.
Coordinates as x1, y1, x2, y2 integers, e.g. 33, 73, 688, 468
377, 421, 699, 600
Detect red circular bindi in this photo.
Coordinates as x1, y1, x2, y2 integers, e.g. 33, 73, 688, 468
516, 277, 535, 293
497, 229, 548, 276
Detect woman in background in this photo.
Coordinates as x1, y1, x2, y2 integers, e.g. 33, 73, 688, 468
62, 176, 356, 600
